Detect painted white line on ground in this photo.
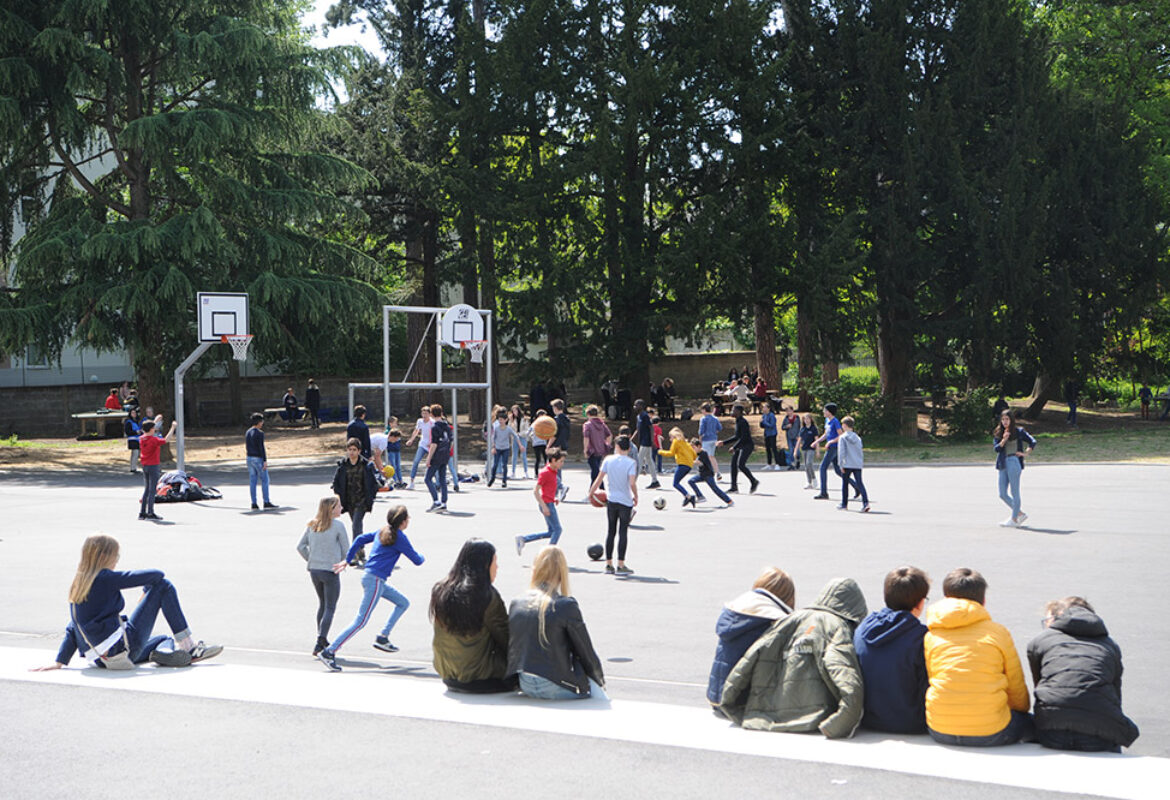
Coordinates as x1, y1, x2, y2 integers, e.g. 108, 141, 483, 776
2, 646, 1164, 799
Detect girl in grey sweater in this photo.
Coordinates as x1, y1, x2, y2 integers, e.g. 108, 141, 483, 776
297, 496, 351, 655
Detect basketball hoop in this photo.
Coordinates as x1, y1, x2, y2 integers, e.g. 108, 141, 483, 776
461, 340, 488, 364
221, 334, 253, 362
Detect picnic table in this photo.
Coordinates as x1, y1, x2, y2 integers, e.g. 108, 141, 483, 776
70, 409, 128, 438
263, 406, 308, 425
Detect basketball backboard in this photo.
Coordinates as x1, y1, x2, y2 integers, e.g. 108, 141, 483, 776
197, 292, 249, 342
440, 303, 485, 347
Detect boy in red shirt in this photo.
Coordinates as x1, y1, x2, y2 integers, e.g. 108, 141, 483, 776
515, 447, 565, 555
138, 417, 176, 521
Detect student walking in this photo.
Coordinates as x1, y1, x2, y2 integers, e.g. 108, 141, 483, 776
515, 447, 565, 555
760, 402, 780, 470
245, 412, 276, 510
718, 406, 758, 494
811, 403, 854, 500
687, 437, 733, 506
782, 406, 801, 470
487, 409, 520, 488
346, 404, 372, 459
305, 378, 321, 429
317, 506, 424, 671
634, 400, 660, 489
698, 402, 723, 481
331, 438, 380, 546
993, 410, 1036, 527
138, 418, 176, 521
123, 407, 142, 474
582, 404, 612, 486
530, 409, 551, 471
425, 404, 454, 512
829, 416, 870, 512
588, 435, 639, 575
405, 405, 434, 490
509, 405, 530, 478
659, 427, 696, 505
296, 496, 350, 656
799, 413, 820, 490
37, 535, 221, 671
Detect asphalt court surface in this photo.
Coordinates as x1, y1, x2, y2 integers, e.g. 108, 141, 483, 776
1, 457, 1167, 797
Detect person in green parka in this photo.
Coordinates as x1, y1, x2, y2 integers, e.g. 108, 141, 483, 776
719, 577, 868, 739
430, 539, 517, 693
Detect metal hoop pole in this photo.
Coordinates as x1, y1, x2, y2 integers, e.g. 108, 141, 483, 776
383, 305, 390, 426
174, 341, 213, 473
485, 311, 493, 477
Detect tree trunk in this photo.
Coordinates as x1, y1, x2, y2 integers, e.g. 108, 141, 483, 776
1024, 372, 1055, 419
754, 301, 780, 392
876, 297, 913, 405
796, 297, 815, 410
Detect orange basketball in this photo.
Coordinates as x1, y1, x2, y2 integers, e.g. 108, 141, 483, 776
532, 415, 558, 440
589, 490, 608, 508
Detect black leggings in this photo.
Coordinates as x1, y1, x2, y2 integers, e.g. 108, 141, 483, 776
533, 444, 547, 471
730, 447, 756, 490
764, 435, 779, 465
606, 502, 632, 561
310, 569, 341, 642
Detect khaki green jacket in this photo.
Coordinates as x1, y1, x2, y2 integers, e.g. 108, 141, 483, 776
432, 589, 509, 684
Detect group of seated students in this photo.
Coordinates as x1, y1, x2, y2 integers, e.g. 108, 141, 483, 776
430, 540, 605, 700
708, 566, 1139, 752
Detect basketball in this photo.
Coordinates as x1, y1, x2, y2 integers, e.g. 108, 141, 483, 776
589, 489, 608, 508
653, 497, 666, 510
382, 464, 395, 479
586, 543, 604, 561
531, 415, 557, 440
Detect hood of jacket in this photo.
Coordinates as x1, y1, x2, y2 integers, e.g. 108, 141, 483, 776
716, 590, 791, 640
807, 578, 867, 625
1048, 604, 1108, 638
858, 607, 923, 647
926, 597, 990, 630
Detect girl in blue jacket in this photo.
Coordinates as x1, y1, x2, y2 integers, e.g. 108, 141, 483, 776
318, 505, 425, 672
707, 567, 795, 706
993, 410, 1036, 527
35, 535, 221, 671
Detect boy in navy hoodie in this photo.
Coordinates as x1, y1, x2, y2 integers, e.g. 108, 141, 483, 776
854, 566, 931, 733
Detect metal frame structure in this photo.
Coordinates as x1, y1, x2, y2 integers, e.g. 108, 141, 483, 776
348, 305, 493, 474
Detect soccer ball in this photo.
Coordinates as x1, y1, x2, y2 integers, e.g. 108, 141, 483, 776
382, 464, 396, 479
586, 543, 604, 561
653, 497, 666, 510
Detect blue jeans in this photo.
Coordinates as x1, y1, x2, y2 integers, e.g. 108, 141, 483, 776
998, 456, 1023, 518
929, 710, 1034, 747
490, 448, 509, 484
327, 570, 409, 654
426, 463, 448, 504
247, 456, 270, 505
122, 578, 192, 663
140, 464, 161, 516
410, 446, 428, 481
386, 450, 401, 480
688, 473, 731, 503
347, 507, 366, 543
787, 436, 799, 466
518, 672, 594, 700
671, 464, 692, 498
511, 438, 529, 476
521, 503, 562, 545
818, 448, 843, 495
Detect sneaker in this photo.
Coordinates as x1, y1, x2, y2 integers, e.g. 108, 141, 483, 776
727, 487, 739, 494
999, 516, 1017, 527
189, 642, 223, 663
615, 564, 634, 575
695, 495, 707, 503
1015, 512, 1028, 526
682, 495, 693, 508
437, 503, 447, 512
318, 650, 341, 672
605, 564, 616, 574
312, 642, 327, 657
146, 513, 163, 521
501, 481, 507, 489
251, 503, 259, 510
264, 502, 278, 509
647, 482, 661, 490
408, 481, 415, 491
149, 647, 193, 667
425, 503, 441, 513
515, 535, 526, 556
373, 637, 399, 653
724, 500, 735, 508
836, 504, 848, 510
749, 483, 759, 494
487, 478, 494, 487
138, 513, 147, 520
813, 494, 830, 500
862, 504, 871, 513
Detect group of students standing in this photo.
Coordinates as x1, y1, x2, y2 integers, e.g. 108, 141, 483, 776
707, 565, 1138, 752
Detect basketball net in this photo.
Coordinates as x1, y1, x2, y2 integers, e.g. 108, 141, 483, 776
461, 340, 488, 364
222, 334, 253, 362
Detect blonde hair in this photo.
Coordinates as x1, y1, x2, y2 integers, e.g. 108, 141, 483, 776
68, 535, 120, 604
669, 426, 683, 440
310, 496, 340, 532
752, 566, 795, 609
529, 545, 571, 646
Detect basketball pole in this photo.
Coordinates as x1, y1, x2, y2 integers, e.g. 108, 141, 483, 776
173, 341, 213, 473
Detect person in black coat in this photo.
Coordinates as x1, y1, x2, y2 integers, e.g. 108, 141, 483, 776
305, 379, 321, 429
346, 404, 372, 459
331, 438, 380, 558
717, 405, 758, 494
1027, 597, 1139, 752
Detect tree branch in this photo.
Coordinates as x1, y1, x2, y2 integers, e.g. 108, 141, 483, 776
50, 136, 131, 218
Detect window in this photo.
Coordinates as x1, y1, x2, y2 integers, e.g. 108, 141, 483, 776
25, 343, 49, 368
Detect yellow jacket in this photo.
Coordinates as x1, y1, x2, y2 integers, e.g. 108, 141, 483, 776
924, 598, 1030, 736
659, 438, 696, 467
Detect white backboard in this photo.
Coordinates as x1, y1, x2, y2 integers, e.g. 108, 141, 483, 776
197, 292, 249, 342
440, 303, 485, 347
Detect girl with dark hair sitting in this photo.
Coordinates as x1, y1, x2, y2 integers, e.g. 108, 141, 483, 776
430, 538, 516, 693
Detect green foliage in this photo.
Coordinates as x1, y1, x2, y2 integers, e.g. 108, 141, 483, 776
852, 394, 904, 438
947, 388, 997, 442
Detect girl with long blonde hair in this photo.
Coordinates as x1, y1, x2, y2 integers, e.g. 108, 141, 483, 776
296, 496, 351, 656
34, 535, 221, 671
506, 545, 605, 700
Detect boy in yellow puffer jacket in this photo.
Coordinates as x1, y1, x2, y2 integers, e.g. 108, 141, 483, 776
924, 567, 1034, 746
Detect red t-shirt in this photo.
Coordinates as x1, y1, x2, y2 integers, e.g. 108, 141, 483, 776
105, 395, 122, 410
139, 435, 164, 466
537, 464, 558, 503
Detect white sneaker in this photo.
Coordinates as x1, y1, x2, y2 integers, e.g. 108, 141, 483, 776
1015, 512, 1028, 526
515, 535, 525, 556
408, 481, 415, 491
999, 516, 1017, 527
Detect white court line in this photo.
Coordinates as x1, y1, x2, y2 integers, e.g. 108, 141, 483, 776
1, 645, 1165, 799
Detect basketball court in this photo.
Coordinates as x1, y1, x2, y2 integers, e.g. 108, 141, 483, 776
1, 453, 1167, 798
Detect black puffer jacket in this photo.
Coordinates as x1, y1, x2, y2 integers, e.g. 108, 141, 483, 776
1027, 606, 1139, 748
507, 592, 604, 695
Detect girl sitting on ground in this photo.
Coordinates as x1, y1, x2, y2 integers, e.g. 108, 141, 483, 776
36, 535, 221, 671
707, 567, 795, 706
507, 545, 605, 700
430, 539, 515, 693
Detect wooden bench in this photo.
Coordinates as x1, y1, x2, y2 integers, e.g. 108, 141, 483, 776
263, 406, 308, 425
